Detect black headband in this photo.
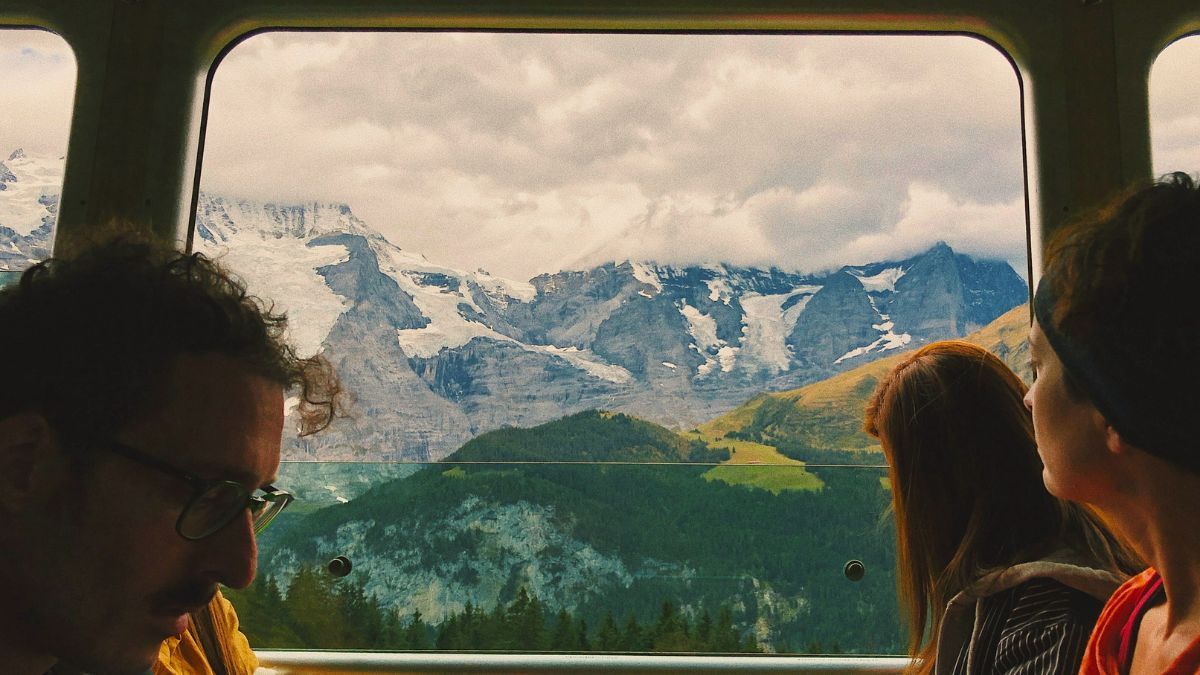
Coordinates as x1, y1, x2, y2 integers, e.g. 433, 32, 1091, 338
1033, 271, 1189, 464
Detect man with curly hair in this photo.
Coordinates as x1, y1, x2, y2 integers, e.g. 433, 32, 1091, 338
0, 234, 341, 674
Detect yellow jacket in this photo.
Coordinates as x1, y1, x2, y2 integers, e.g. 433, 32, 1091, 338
153, 590, 258, 675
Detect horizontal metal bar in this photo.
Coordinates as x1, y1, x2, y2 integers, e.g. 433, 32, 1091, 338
255, 651, 911, 674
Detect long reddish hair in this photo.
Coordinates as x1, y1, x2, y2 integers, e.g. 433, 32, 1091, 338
864, 340, 1134, 673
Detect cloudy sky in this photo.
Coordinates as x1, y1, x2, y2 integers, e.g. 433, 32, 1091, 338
0, 30, 75, 158
3, 29, 1198, 281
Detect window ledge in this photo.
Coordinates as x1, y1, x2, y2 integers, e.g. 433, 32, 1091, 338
255, 651, 910, 673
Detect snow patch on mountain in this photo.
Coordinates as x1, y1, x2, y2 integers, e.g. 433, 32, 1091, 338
197, 195, 372, 243
628, 261, 662, 293
738, 286, 821, 373
851, 266, 907, 293
389, 252, 633, 383
471, 270, 536, 305
196, 199, 355, 358
706, 277, 733, 304
716, 345, 739, 373
680, 301, 744, 376
373, 240, 511, 353
834, 299, 913, 364
528, 344, 634, 384
680, 303, 720, 352
0, 149, 63, 237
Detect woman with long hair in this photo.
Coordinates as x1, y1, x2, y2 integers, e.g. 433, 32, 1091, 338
864, 340, 1137, 674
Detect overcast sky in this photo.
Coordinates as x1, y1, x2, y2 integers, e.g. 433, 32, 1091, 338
0, 30, 75, 158
3, 29, 1198, 281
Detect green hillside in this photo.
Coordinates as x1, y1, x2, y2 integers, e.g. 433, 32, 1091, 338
697, 304, 1031, 463
450, 409, 726, 464
247, 409, 900, 654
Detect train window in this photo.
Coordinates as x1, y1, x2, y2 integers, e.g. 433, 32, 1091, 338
198, 32, 1028, 655
1150, 34, 1200, 174
0, 28, 74, 285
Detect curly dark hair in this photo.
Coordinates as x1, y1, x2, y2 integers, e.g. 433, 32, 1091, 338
1035, 171, 1200, 470
0, 233, 342, 449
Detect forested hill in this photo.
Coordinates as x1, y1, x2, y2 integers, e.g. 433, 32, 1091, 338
251, 409, 898, 653
448, 410, 726, 464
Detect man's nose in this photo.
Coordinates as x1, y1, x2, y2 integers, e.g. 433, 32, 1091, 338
198, 508, 258, 589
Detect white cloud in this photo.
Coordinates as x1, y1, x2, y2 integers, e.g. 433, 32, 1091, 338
841, 182, 1026, 274
1151, 35, 1200, 176
0, 29, 76, 159
4, 28, 1032, 280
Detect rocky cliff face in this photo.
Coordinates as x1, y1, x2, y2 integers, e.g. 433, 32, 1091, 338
787, 271, 880, 368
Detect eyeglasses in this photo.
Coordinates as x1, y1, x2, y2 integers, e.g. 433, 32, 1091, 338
104, 442, 293, 541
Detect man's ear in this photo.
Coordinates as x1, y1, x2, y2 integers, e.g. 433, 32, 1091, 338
0, 413, 58, 512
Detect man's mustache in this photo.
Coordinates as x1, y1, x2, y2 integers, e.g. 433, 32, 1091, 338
150, 582, 217, 612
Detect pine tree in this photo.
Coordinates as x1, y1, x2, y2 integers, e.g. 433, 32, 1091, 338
436, 612, 461, 650
336, 578, 382, 647
621, 612, 647, 651
652, 600, 692, 652
549, 608, 574, 650
511, 589, 546, 650
596, 612, 621, 651
575, 618, 590, 651
712, 606, 739, 652
380, 608, 404, 649
697, 610, 713, 650
404, 610, 430, 649
282, 565, 343, 648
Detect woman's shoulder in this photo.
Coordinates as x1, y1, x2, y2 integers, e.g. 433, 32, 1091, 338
956, 578, 1103, 674
968, 551, 1127, 603
991, 577, 1105, 631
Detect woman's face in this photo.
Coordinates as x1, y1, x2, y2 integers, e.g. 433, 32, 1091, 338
1024, 320, 1113, 502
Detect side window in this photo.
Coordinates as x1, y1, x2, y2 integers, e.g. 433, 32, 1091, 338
199, 32, 1028, 655
0, 29, 75, 284
1150, 34, 1200, 174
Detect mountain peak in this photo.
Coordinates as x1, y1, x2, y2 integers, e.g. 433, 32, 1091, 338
7, 148, 25, 162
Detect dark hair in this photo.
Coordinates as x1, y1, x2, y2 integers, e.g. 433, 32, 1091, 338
864, 340, 1136, 674
0, 232, 342, 449
1035, 172, 1200, 470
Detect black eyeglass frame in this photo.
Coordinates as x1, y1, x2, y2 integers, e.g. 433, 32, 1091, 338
104, 441, 293, 541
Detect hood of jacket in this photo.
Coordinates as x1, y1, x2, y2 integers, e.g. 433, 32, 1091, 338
932, 548, 1126, 675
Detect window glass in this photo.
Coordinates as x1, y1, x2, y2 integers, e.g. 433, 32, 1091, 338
1150, 34, 1200, 175
200, 32, 1028, 655
0, 29, 75, 279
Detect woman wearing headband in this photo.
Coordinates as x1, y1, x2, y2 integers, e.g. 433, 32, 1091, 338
1028, 172, 1200, 674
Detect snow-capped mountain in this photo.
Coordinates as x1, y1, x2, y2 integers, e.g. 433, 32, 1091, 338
0, 149, 1029, 461
0, 149, 62, 270
194, 195, 1026, 461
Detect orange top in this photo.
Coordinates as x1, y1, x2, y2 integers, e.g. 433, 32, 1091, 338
152, 590, 258, 675
1080, 568, 1200, 675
